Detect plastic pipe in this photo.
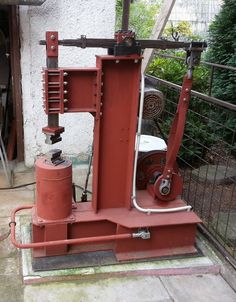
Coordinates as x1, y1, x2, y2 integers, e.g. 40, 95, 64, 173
132, 74, 192, 213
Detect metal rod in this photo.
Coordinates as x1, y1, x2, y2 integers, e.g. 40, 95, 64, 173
10, 205, 132, 249
39, 38, 191, 50
155, 52, 236, 72
146, 75, 236, 111
47, 55, 59, 128
208, 65, 215, 96
122, 0, 131, 31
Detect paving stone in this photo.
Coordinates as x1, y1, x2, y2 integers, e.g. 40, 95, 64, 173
160, 274, 236, 302
0, 257, 20, 275
0, 190, 34, 217
13, 170, 35, 187
192, 165, 236, 185
24, 276, 172, 302
212, 212, 236, 244
0, 275, 24, 302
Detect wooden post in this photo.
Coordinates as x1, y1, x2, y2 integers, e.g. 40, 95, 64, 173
9, 6, 24, 161
141, 0, 176, 74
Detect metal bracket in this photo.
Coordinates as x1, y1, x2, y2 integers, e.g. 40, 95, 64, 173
132, 229, 151, 240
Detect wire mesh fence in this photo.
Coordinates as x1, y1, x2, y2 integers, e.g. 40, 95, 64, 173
146, 56, 236, 261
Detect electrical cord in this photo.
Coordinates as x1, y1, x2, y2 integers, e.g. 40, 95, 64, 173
0, 182, 92, 194
132, 73, 192, 213
0, 182, 36, 190
75, 184, 92, 195
0, 229, 10, 241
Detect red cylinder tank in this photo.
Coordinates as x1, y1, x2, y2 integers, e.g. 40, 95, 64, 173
35, 157, 72, 220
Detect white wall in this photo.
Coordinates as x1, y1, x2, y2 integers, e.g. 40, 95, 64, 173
19, 0, 116, 167
169, 0, 223, 36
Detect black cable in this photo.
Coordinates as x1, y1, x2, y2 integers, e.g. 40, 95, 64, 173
153, 118, 168, 143
0, 182, 36, 190
75, 184, 92, 195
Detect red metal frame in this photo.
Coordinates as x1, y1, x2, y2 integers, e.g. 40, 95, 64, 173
10, 31, 201, 263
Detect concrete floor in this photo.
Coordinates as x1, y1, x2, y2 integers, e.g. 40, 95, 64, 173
0, 164, 236, 302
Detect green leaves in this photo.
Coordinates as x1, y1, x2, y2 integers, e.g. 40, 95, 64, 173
207, 0, 236, 104
115, 0, 161, 39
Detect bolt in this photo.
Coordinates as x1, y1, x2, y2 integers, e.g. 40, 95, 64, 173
100, 112, 102, 116
161, 187, 170, 195
64, 82, 68, 85
100, 102, 103, 106
64, 99, 68, 103
134, 59, 139, 63
64, 90, 68, 94
185, 88, 189, 92
183, 98, 187, 101
64, 107, 68, 111
167, 175, 170, 179
167, 169, 171, 173
50, 34, 56, 40
50, 45, 55, 51
101, 82, 104, 86
101, 92, 103, 96
115, 60, 120, 64
63, 72, 68, 76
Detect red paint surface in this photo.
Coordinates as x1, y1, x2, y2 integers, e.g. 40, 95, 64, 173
11, 35, 201, 262
35, 157, 72, 220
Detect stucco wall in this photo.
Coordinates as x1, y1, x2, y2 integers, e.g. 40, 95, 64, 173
169, 0, 223, 36
19, 0, 116, 167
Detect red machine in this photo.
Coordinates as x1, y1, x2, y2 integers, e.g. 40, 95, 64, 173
10, 2, 206, 268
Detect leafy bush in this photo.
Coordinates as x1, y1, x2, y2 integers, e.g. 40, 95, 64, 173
116, 0, 161, 38
148, 53, 210, 93
147, 54, 213, 165
206, 0, 236, 149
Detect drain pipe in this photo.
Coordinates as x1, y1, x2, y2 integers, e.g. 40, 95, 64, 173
132, 74, 191, 214
0, 0, 46, 5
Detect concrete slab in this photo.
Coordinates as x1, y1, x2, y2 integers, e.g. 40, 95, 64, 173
212, 212, 236, 244
20, 224, 219, 285
13, 170, 35, 187
192, 165, 236, 185
0, 275, 24, 302
0, 257, 20, 275
24, 276, 172, 302
0, 190, 34, 217
160, 274, 236, 302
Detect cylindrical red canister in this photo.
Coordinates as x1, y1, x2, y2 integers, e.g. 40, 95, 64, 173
35, 157, 72, 220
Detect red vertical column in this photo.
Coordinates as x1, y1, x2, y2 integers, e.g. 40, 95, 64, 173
94, 55, 141, 210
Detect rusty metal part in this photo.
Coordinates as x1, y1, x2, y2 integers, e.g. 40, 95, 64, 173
121, 0, 131, 31
113, 31, 141, 56
137, 151, 178, 190
40, 37, 195, 50
44, 32, 61, 144
143, 87, 165, 119
42, 126, 64, 144
45, 149, 64, 165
